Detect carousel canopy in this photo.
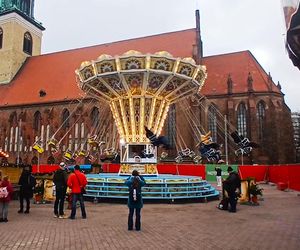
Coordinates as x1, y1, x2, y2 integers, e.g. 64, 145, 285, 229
76, 50, 207, 143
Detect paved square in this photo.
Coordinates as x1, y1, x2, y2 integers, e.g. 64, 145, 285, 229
0, 184, 299, 250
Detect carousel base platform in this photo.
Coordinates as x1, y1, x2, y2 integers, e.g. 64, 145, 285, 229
85, 173, 219, 202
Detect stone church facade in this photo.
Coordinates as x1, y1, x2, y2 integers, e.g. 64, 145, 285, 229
0, 1, 296, 165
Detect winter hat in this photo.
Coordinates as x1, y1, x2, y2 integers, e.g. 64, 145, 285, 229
59, 162, 66, 168
227, 166, 233, 172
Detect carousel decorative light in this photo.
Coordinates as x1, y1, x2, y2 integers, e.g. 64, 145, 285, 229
76, 51, 207, 144
0, 150, 9, 158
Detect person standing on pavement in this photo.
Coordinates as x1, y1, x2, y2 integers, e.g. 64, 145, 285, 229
223, 166, 241, 213
215, 166, 222, 187
67, 165, 87, 219
18, 166, 36, 214
125, 170, 146, 231
53, 162, 68, 218
0, 175, 13, 222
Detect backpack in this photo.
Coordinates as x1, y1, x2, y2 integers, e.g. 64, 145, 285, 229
129, 186, 141, 203
0, 186, 8, 199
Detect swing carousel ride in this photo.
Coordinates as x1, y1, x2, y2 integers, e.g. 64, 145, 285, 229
31, 50, 258, 201
75, 50, 207, 169
74, 50, 221, 201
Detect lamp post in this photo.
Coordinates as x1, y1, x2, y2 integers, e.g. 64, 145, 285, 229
16, 118, 22, 167
37, 153, 40, 173
224, 115, 228, 165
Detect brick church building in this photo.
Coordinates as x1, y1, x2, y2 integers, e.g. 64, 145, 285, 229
0, 0, 296, 166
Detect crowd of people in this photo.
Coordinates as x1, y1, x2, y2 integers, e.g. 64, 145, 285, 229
0, 163, 88, 222
0, 163, 242, 228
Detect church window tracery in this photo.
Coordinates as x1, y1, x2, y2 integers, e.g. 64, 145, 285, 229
208, 105, 217, 142
257, 101, 266, 140
237, 103, 247, 137
91, 107, 99, 127
33, 111, 41, 131
62, 109, 70, 129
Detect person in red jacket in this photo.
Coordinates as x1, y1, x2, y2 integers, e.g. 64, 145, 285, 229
0, 175, 14, 222
67, 165, 87, 219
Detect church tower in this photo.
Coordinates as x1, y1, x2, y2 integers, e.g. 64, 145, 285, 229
0, 0, 45, 84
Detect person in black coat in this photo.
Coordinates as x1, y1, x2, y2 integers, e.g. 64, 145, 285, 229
18, 166, 36, 214
53, 162, 68, 218
223, 166, 241, 213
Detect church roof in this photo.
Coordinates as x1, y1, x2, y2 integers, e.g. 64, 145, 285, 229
0, 29, 197, 107
0, 28, 281, 108
201, 51, 281, 96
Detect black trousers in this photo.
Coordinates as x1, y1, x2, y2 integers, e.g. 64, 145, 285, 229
228, 191, 237, 212
54, 187, 67, 216
128, 207, 141, 230
19, 193, 30, 211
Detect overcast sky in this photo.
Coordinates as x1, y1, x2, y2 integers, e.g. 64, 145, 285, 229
35, 0, 299, 112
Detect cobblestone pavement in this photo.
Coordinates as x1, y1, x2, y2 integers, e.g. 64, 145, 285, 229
0, 183, 299, 250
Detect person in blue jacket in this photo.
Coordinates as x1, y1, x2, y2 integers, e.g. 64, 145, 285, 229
125, 170, 146, 231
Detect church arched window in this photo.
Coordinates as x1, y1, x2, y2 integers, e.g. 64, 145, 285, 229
237, 103, 247, 137
33, 111, 41, 131
0, 28, 3, 49
62, 109, 70, 129
9, 112, 17, 126
91, 107, 99, 127
208, 105, 217, 142
23, 32, 32, 55
256, 101, 266, 140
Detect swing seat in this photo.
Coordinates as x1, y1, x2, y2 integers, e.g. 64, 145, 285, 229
105, 153, 117, 160
33, 143, 44, 154
175, 155, 183, 163
88, 154, 97, 163
78, 150, 89, 157
188, 151, 196, 158
63, 150, 73, 160
182, 148, 191, 156
104, 147, 115, 155
242, 146, 252, 154
239, 138, 250, 148
193, 155, 202, 163
200, 131, 212, 144
235, 148, 243, 156
51, 148, 60, 157
160, 151, 168, 159
48, 138, 58, 148
88, 135, 101, 147
178, 148, 190, 157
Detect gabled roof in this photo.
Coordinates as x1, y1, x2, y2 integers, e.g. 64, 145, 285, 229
0, 29, 281, 108
0, 29, 197, 107
201, 51, 281, 96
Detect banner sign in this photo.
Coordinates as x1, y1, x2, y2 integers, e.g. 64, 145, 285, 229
205, 164, 238, 182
